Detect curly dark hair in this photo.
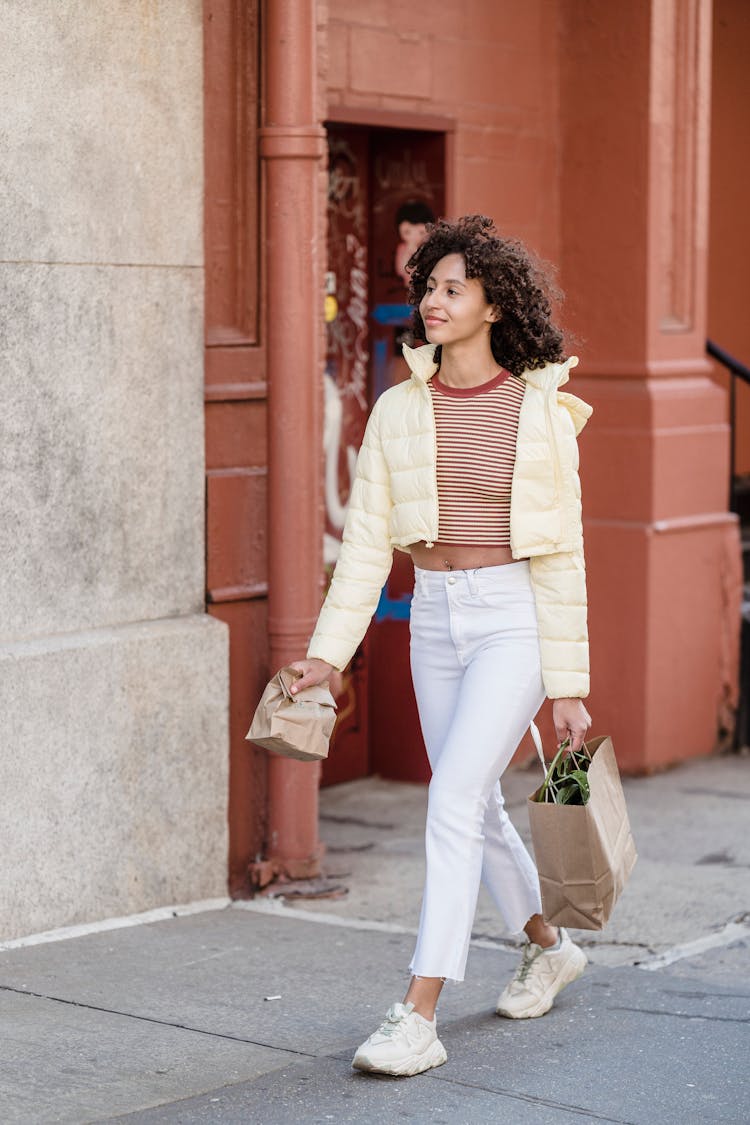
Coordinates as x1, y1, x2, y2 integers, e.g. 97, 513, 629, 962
407, 215, 566, 376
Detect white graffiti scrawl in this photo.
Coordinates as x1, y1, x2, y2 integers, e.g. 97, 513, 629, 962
323, 371, 358, 565
324, 134, 371, 565
343, 233, 369, 411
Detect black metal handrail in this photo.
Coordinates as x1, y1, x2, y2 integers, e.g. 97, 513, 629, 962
707, 339, 750, 383
707, 339, 750, 513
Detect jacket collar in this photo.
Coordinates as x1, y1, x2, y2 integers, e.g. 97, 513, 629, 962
401, 342, 579, 390
401, 343, 591, 434
401, 342, 439, 383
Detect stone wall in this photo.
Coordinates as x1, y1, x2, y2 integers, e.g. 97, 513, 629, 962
0, 1, 229, 939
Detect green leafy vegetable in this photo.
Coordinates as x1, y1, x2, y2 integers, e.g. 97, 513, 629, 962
535, 738, 593, 804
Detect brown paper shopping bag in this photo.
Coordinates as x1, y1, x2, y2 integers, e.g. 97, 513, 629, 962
526, 721, 637, 930
245, 666, 337, 762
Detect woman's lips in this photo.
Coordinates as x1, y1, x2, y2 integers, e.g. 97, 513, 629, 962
425, 316, 446, 325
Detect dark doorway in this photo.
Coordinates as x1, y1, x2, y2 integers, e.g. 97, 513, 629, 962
322, 123, 445, 785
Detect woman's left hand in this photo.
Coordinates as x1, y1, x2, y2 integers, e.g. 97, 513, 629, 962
552, 698, 592, 755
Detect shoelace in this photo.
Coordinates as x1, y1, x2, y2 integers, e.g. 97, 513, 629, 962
376, 1004, 410, 1038
514, 945, 542, 984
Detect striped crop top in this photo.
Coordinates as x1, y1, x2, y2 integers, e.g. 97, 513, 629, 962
428, 369, 525, 546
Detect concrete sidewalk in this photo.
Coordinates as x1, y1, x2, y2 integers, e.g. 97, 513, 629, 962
1, 754, 748, 1124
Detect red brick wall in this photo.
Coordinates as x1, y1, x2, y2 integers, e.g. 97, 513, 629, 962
326, 1, 562, 264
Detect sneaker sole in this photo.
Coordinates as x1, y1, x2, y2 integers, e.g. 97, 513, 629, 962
495, 948, 587, 1020
352, 1037, 448, 1077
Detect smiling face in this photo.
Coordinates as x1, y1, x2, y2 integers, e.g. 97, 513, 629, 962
418, 252, 497, 348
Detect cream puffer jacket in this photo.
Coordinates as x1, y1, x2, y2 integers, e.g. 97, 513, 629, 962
308, 343, 594, 699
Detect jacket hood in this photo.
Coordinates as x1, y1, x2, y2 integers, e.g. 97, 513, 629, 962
401, 342, 592, 434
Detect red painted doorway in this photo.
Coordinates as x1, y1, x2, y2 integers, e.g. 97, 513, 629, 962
321, 123, 445, 786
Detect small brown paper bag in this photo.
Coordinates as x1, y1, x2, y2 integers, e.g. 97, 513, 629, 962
245, 666, 337, 762
526, 722, 637, 930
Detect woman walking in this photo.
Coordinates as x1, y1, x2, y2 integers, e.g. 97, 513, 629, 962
292, 215, 593, 1077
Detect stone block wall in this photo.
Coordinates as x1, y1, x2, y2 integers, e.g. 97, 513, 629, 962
0, 1, 229, 939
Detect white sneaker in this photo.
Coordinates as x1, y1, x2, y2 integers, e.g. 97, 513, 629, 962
495, 928, 587, 1019
351, 1001, 448, 1076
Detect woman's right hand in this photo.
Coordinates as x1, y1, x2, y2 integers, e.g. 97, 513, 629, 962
289, 658, 336, 694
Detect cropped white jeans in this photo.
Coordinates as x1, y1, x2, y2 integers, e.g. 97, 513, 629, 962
408, 559, 547, 983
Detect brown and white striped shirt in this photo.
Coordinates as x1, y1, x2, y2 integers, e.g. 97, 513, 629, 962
428, 369, 525, 546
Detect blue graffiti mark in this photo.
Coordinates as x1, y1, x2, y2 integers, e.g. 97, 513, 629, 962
373, 338, 389, 402
371, 304, 411, 401
371, 303, 412, 326
374, 584, 412, 623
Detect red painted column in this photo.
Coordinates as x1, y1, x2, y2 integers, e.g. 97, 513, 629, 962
259, 0, 326, 876
559, 0, 742, 771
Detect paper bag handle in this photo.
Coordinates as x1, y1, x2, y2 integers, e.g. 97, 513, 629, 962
528, 720, 547, 773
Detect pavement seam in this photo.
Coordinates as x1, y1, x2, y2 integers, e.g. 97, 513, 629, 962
609, 1004, 749, 1025
0, 983, 319, 1059
423, 1071, 638, 1125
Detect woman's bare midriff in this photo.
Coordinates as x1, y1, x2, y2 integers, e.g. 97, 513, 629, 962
408, 541, 528, 571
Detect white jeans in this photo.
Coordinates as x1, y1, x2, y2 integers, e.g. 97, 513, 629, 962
408, 560, 547, 982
